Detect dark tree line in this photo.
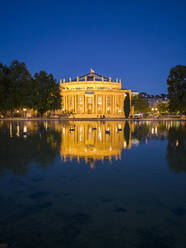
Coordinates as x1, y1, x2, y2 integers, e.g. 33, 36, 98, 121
0, 122, 62, 174
167, 65, 186, 114
166, 124, 186, 173
0, 60, 61, 117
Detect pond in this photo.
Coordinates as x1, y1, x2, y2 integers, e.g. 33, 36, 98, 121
0, 120, 186, 248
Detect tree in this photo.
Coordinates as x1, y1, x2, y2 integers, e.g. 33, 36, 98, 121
157, 102, 169, 113
33, 71, 61, 116
0, 60, 33, 116
124, 93, 130, 118
0, 63, 7, 113
9, 60, 33, 110
132, 94, 149, 113
167, 65, 186, 114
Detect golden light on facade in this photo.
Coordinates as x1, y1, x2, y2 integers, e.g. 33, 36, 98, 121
60, 70, 133, 118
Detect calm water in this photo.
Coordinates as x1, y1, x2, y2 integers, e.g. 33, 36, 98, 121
0, 120, 186, 248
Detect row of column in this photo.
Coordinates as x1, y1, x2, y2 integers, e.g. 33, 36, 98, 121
63, 94, 125, 115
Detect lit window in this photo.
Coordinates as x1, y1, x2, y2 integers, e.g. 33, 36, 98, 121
98, 131, 102, 141
98, 96, 102, 104
79, 96, 83, 104
88, 97, 92, 104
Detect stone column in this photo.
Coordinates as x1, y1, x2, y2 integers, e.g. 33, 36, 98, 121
66, 96, 68, 111
105, 95, 107, 114
92, 95, 95, 114
115, 95, 118, 114
95, 95, 97, 114
81, 95, 84, 114
76, 95, 79, 114
64, 96, 66, 110
114, 95, 115, 114
111, 95, 113, 115
72, 95, 74, 113
85, 96, 87, 114
118, 95, 120, 114
74, 95, 77, 114
63, 96, 66, 110
83, 95, 85, 113
68, 96, 70, 111
119, 96, 121, 115
101, 96, 103, 114
121, 95, 124, 115
101, 95, 105, 114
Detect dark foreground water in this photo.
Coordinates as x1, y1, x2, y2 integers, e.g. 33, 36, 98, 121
0, 120, 186, 248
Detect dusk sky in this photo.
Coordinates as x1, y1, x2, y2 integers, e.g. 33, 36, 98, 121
0, 0, 186, 94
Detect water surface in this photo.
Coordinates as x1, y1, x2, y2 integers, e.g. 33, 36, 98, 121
0, 120, 186, 248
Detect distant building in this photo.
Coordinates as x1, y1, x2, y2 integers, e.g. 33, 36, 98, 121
147, 95, 168, 107
60, 70, 133, 118
131, 91, 139, 97
139, 92, 168, 107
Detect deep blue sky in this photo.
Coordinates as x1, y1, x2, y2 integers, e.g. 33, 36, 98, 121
0, 0, 186, 94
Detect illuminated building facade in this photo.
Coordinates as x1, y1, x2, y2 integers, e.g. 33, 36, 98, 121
60, 70, 133, 118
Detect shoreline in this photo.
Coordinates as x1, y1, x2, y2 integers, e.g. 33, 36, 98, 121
0, 118, 186, 121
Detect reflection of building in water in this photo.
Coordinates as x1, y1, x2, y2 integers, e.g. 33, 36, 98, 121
60, 121, 131, 167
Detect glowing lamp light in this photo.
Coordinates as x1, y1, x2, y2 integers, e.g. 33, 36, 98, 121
23, 125, 27, 133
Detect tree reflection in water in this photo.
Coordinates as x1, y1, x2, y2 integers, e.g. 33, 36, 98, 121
167, 123, 186, 173
124, 121, 130, 146
0, 121, 61, 174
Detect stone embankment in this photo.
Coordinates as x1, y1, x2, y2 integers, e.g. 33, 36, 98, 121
0, 117, 186, 121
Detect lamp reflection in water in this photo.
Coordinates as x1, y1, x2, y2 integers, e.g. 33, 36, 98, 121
60, 121, 132, 168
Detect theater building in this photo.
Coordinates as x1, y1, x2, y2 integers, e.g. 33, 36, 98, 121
60, 70, 132, 118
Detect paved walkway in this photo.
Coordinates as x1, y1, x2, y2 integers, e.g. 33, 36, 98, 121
0, 118, 186, 121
